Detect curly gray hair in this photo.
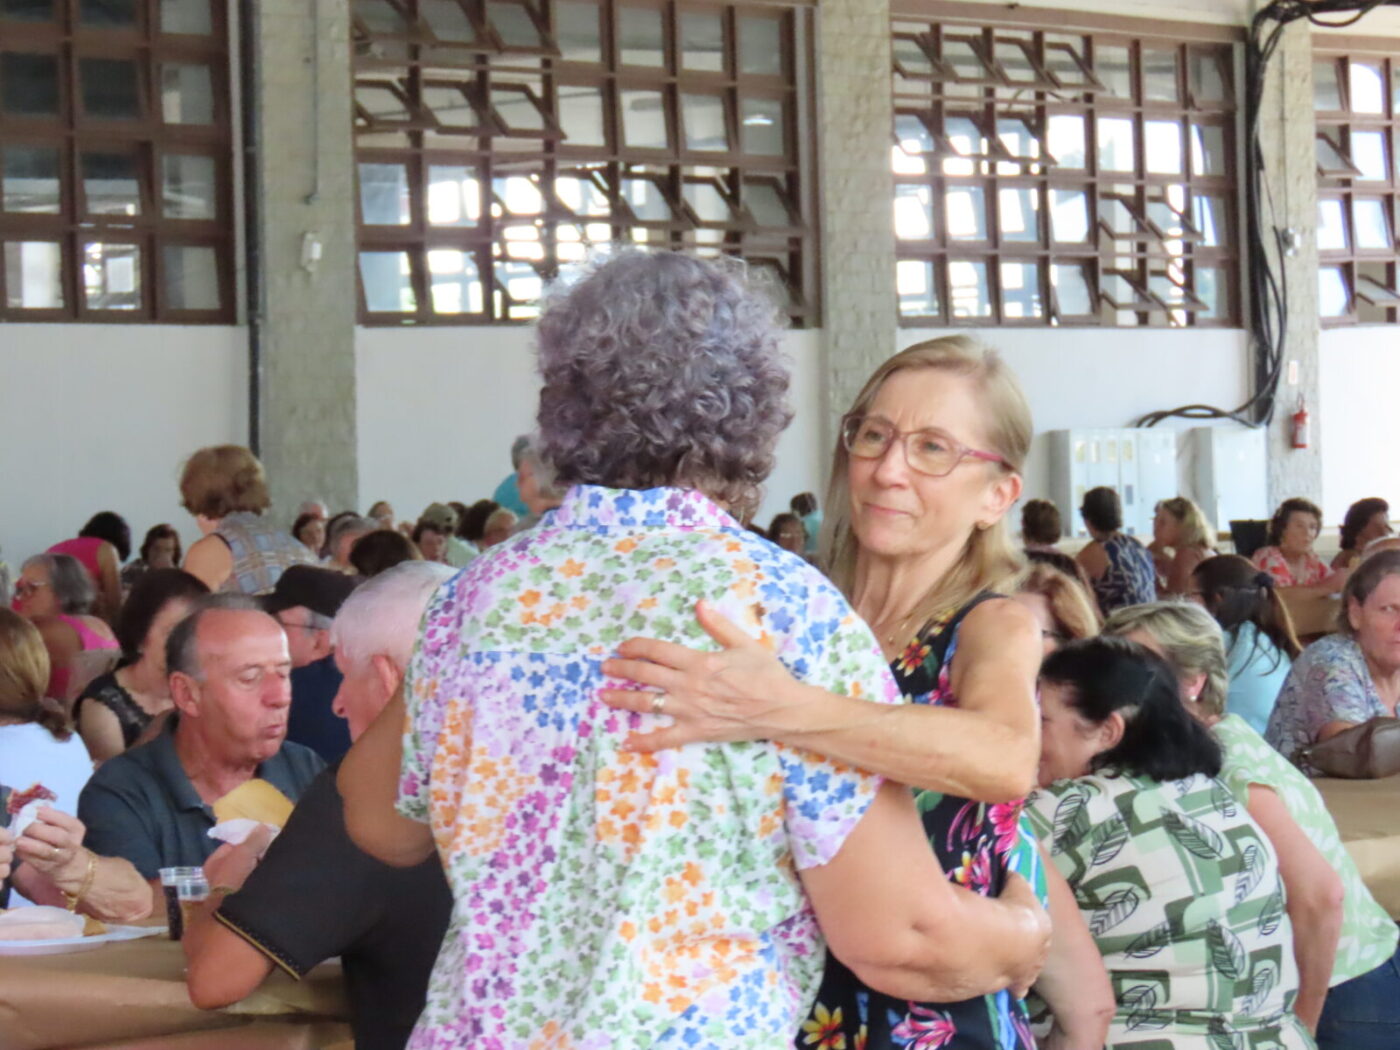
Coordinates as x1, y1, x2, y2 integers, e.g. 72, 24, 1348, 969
23, 553, 94, 615
534, 250, 792, 514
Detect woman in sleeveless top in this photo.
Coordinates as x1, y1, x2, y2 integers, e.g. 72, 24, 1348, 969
73, 569, 209, 763
601, 338, 1111, 1049
1076, 486, 1156, 613
11, 553, 117, 702
177, 445, 317, 595
48, 511, 130, 624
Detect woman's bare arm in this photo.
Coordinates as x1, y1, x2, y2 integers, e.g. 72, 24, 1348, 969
338, 689, 436, 867
601, 599, 1041, 803
77, 700, 128, 765
183, 534, 233, 592
1030, 848, 1115, 1049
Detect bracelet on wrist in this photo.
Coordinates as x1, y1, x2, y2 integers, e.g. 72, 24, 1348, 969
62, 849, 97, 912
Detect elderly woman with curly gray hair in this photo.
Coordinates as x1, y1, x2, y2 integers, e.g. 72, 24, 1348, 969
339, 251, 1049, 1050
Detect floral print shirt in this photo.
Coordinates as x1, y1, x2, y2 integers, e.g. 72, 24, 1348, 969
397, 485, 901, 1050
1264, 633, 1388, 773
1251, 546, 1330, 588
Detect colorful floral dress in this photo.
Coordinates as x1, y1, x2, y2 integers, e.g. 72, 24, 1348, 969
799, 597, 1044, 1050
397, 485, 903, 1050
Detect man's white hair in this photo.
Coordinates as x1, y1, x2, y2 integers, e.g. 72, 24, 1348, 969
330, 561, 455, 674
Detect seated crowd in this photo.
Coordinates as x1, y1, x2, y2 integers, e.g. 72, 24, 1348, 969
0, 250, 1397, 1050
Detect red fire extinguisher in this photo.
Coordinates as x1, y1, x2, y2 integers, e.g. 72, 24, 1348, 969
1291, 397, 1309, 450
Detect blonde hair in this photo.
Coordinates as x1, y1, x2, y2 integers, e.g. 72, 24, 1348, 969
0, 608, 63, 738
1015, 562, 1101, 642
1159, 496, 1214, 550
1102, 601, 1230, 717
179, 445, 271, 519
821, 336, 1033, 625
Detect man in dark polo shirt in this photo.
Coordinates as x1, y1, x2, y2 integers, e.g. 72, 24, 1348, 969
182, 562, 456, 1050
263, 565, 359, 763
78, 594, 323, 898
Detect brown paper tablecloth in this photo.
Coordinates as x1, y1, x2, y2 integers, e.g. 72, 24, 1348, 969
1315, 775, 1400, 919
0, 930, 350, 1050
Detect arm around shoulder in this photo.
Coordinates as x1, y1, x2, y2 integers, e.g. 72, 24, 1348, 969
338, 689, 435, 867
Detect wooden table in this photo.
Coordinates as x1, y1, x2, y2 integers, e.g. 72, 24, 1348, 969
1314, 775, 1400, 919
0, 929, 350, 1050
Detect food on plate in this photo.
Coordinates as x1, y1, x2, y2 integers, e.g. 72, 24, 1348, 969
212, 779, 294, 828
81, 915, 108, 937
5, 783, 56, 815
0, 906, 85, 941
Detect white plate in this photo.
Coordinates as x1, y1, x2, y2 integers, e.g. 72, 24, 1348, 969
0, 923, 166, 956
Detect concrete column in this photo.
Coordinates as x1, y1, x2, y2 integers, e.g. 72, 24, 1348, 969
1257, 18, 1323, 505
250, 0, 359, 521
816, 0, 898, 428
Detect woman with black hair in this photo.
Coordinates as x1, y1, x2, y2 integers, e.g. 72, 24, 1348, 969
1191, 554, 1301, 733
73, 569, 208, 763
1074, 487, 1155, 613
1332, 497, 1391, 571
1028, 636, 1313, 1050
49, 511, 130, 623
120, 524, 183, 595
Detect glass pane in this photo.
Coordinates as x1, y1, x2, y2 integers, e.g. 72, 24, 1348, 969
495, 174, 543, 215
492, 85, 545, 133
739, 16, 782, 76
83, 242, 142, 311
422, 1, 476, 44
82, 152, 141, 216
556, 1, 601, 63
495, 260, 541, 305
358, 162, 409, 225
682, 93, 728, 151
357, 83, 410, 122
1319, 265, 1349, 318
161, 0, 211, 34
1193, 194, 1226, 246
557, 84, 605, 146
2, 145, 59, 213
2, 52, 59, 116
1145, 120, 1182, 174
354, 0, 410, 34
1050, 189, 1090, 242
1316, 198, 1348, 251
427, 164, 481, 225
163, 245, 219, 310
681, 11, 724, 73
1351, 61, 1385, 114
4, 240, 63, 308
555, 174, 609, 216
1351, 130, 1387, 180
161, 63, 214, 124
621, 178, 671, 220
998, 186, 1039, 241
943, 38, 990, 82
996, 40, 1039, 86
946, 184, 986, 240
740, 97, 783, 155
1315, 61, 1342, 111
1354, 198, 1390, 250
1047, 114, 1086, 168
1097, 117, 1136, 172
487, 1, 540, 48
948, 260, 991, 318
1145, 197, 1191, 239
1191, 124, 1227, 176
1001, 262, 1043, 319
161, 154, 216, 219
82, 58, 140, 120
1357, 270, 1400, 304
425, 84, 479, 129
359, 251, 416, 312
1316, 133, 1354, 174
618, 6, 664, 67
427, 249, 483, 314
894, 36, 933, 78
1188, 50, 1226, 104
1142, 49, 1178, 102
1195, 265, 1228, 320
0, 1, 54, 21
1044, 41, 1092, 89
1096, 44, 1131, 98
620, 89, 667, 148
80, 0, 135, 26
893, 183, 933, 239
1052, 263, 1093, 316
683, 182, 732, 224
744, 181, 792, 227
896, 259, 938, 319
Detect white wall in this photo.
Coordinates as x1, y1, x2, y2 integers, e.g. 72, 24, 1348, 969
899, 327, 1252, 505
0, 324, 248, 567
355, 327, 827, 528
1319, 326, 1400, 525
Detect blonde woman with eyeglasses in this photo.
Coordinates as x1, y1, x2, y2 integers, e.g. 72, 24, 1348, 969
601, 336, 1111, 1050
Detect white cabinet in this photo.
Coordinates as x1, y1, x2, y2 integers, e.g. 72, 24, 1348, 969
1047, 428, 1180, 538
1182, 425, 1269, 533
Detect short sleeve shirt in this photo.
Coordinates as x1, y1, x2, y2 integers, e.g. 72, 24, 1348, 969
397, 485, 900, 1050
216, 765, 453, 1050
1264, 634, 1386, 772
1251, 546, 1330, 588
78, 717, 325, 879
1028, 773, 1312, 1050
1214, 714, 1398, 984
